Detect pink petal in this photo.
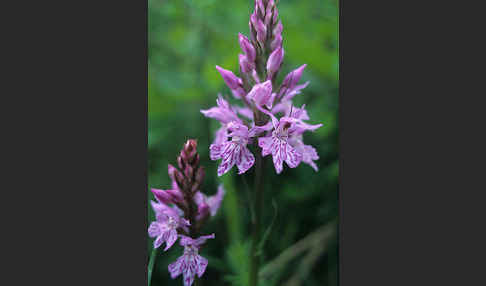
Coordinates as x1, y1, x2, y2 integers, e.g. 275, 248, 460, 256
164, 229, 178, 251
179, 235, 195, 246
258, 136, 274, 157
207, 185, 225, 217
195, 255, 208, 278
183, 272, 195, 286
272, 140, 285, 174
183, 258, 197, 286
236, 146, 255, 174
193, 191, 205, 206
168, 256, 184, 278
284, 143, 302, 169
213, 125, 228, 146
270, 138, 303, 174
193, 234, 215, 247
148, 222, 161, 238
217, 143, 238, 176
154, 235, 164, 249
300, 144, 319, 171
236, 106, 253, 120
209, 143, 224, 160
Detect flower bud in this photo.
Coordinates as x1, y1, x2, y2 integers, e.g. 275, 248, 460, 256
238, 33, 256, 62
266, 0, 275, 10
264, 10, 272, 27
182, 139, 198, 163
151, 188, 172, 204
256, 0, 265, 16
251, 13, 266, 46
192, 153, 200, 168
239, 54, 254, 73
289, 64, 307, 87
273, 20, 283, 37
184, 139, 197, 153
270, 32, 282, 51
184, 165, 194, 181
266, 46, 284, 79
249, 19, 257, 43
272, 5, 279, 24
177, 155, 184, 170
215, 65, 243, 90
166, 189, 184, 203
278, 64, 307, 98
264, 0, 275, 26
174, 169, 185, 191
247, 80, 275, 109
195, 166, 205, 187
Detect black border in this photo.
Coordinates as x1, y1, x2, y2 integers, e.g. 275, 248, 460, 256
4, 0, 149, 284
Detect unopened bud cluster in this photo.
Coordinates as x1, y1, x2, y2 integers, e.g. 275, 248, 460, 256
148, 139, 225, 286
174, 139, 205, 196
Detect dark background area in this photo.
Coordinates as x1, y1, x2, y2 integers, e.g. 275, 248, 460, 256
148, 0, 339, 285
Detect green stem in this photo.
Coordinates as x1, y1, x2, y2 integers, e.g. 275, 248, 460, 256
249, 147, 264, 286
148, 247, 157, 286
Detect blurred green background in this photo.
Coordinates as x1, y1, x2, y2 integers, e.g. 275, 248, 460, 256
148, 0, 338, 285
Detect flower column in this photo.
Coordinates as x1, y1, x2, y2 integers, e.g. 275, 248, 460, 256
247, 1, 283, 286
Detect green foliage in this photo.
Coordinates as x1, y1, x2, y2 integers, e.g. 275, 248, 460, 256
148, 0, 338, 285
224, 241, 251, 286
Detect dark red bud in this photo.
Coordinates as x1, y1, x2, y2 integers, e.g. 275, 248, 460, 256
191, 182, 201, 194
174, 169, 185, 190
177, 155, 185, 170
192, 153, 200, 167
184, 165, 194, 181
184, 139, 197, 153
195, 166, 205, 185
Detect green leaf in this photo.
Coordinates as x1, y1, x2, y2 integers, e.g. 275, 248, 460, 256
256, 199, 278, 257
147, 247, 157, 286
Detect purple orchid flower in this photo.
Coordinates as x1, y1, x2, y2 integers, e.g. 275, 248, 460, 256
210, 121, 255, 176
258, 106, 322, 174
201, 95, 243, 146
168, 234, 215, 286
258, 117, 303, 174
148, 203, 190, 251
